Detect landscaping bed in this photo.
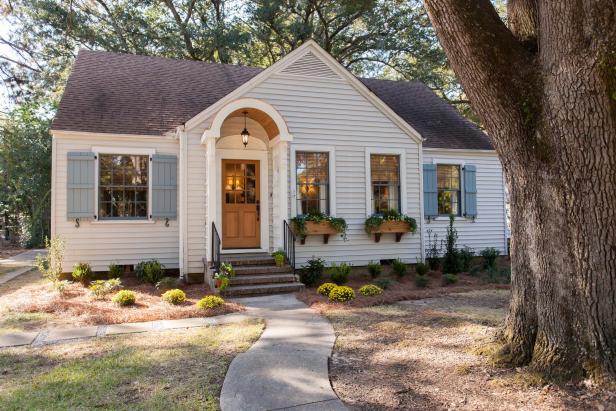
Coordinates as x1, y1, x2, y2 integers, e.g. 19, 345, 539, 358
0, 319, 264, 410
0, 270, 242, 334
326, 289, 616, 410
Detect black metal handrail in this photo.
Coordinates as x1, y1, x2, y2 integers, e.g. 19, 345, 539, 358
211, 222, 221, 273
283, 220, 296, 272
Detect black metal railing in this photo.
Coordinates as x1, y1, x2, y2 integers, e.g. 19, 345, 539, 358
283, 220, 296, 272
211, 222, 221, 273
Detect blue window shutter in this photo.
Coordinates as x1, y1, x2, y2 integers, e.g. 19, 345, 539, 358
151, 154, 177, 219
423, 164, 438, 218
464, 165, 477, 218
67, 152, 96, 219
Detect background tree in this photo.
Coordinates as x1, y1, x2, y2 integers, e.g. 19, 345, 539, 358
424, 0, 616, 381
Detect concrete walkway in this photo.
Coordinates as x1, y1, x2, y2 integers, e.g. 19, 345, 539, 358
0, 249, 45, 284
221, 294, 347, 411
0, 312, 253, 348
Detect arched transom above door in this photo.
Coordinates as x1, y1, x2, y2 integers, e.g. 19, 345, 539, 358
202, 98, 293, 142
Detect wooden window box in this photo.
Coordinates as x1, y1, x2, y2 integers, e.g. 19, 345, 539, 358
368, 221, 413, 243
294, 221, 342, 244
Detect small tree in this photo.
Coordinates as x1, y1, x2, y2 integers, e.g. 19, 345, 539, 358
35, 235, 64, 282
442, 215, 461, 274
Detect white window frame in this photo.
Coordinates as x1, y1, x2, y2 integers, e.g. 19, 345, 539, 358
365, 147, 407, 217
290, 145, 336, 216
431, 158, 466, 221
92, 147, 156, 224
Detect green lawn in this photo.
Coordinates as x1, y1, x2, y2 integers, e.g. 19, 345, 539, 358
0, 319, 264, 410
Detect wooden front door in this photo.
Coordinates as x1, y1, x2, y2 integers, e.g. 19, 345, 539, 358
222, 159, 260, 249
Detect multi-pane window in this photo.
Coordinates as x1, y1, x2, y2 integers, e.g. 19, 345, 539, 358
99, 154, 149, 219
437, 164, 461, 216
224, 162, 257, 204
371, 154, 400, 213
296, 152, 329, 215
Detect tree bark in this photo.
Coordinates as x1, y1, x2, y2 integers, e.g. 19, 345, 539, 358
424, 0, 616, 381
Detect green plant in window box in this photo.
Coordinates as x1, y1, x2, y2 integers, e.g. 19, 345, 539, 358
291, 212, 348, 241
364, 209, 417, 240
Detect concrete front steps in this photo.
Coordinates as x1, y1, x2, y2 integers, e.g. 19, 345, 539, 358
220, 253, 304, 297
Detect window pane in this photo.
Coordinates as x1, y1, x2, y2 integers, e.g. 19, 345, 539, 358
296, 152, 329, 214
99, 154, 149, 219
436, 164, 461, 216
371, 154, 400, 213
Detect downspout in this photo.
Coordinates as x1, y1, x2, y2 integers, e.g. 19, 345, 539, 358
178, 126, 189, 280
418, 141, 426, 262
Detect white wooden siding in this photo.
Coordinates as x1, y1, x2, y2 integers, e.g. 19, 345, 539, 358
52, 135, 180, 272
246, 73, 423, 266
185, 131, 207, 273
422, 149, 507, 255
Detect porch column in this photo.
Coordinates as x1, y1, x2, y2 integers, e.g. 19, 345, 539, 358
271, 138, 289, 250
204, 134, 217, 262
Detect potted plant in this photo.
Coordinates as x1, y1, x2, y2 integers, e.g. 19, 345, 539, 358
364, 209, 418, 242
272, 250, 286, 267
291, 212, 348, 244
213, 262, 235, 291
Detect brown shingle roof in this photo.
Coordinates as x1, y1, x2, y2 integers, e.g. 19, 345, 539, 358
52, 50, 492, 150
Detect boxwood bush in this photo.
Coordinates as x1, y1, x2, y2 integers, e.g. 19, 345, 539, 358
415, 262, 429, 276
300, 258, 325, 287
359, 284, 383, 296
317, 282, 337, 296
415, 275, 429, 288
442, 273, 459, 285
112, 290, 136, 306
72, 262, 94, 284
328, 285, 355, 302
329, 262, 351, 285
162, 289, 186, 305
196, 295, 225, 309
108, 263, 123, 279
135, 260, 165, 284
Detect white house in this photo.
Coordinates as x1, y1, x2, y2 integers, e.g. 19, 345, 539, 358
50, 41, 507, 294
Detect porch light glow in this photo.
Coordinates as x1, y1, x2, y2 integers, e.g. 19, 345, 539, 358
241, 111, 250, 148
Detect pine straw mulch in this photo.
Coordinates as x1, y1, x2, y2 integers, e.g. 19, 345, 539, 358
295, 271, 510, 313
0, 271, 243, 331
326, 289, 616, 411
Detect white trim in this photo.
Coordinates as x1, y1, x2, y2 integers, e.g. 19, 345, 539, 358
178, 130, 189, 278
428, 159, 470, 221
215, 148, 270, 251
91, 220, 155, 225
364, 147, 407, 216
418, 146, 425, 261
52, 130, 176, 141
91, 147, 156, 223
431, 158, 466, 166
423, 147, 495, 154
202, 98, 292, 143
501, 172, 509, 255
185, 40, 423, 144
290, 144, 336, 217
92, 147, 156, 155
51, 136, 58, 237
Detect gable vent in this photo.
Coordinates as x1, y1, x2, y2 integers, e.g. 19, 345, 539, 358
281, 51, 340, 79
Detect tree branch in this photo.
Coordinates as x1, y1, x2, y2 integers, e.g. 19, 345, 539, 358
0, 55, 41, 73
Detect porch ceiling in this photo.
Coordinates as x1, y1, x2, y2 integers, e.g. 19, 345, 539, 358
227, 108, 280, 140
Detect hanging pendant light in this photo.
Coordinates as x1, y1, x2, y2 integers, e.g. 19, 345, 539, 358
241, 111, 250, 148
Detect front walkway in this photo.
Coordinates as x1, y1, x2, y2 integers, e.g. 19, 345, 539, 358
221, 294, 347, 411
0, 249, 45, 285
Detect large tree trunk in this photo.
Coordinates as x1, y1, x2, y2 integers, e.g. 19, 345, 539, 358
424, 0, 616, 381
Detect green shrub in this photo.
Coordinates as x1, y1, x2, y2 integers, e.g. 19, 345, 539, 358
162, 289, 186, 305
196, 295, 225, 309
482, 267, 511, 284
135, 260, 165, 284
442, 273, 458, 285
459, 246, 475, 271
373, 278, 393, 289
156, 276, 178, 291
300, 258, 325, 287
367, 261, 382, 279
89, 278, 122, 299
272, 250, 286, 267
108, 263, 123, 279
426, 229, 441, 271
72, 262, 94, 284
317, 282, 337, 296
53, 280, 71, 295
480, 248, 500, 269
328, 286, 355, 302
391, 259, 407, 278
329, 262, 351, 285
359, 284, 383, 296
415, 262, 429, 276
112, 290, 136, 306
415, 275, 429, 288
442, 215, 462, 274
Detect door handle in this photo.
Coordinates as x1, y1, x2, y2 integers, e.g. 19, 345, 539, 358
256, 200, 260, 221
